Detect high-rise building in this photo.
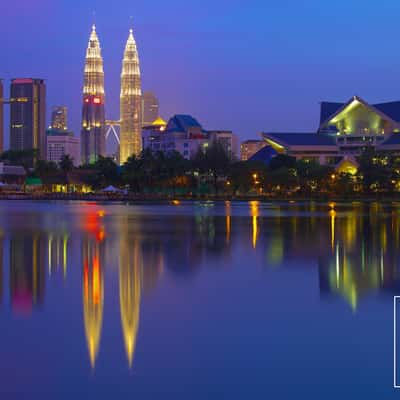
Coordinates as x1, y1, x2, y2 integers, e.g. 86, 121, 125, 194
51, 106, 68, 130
120, 28, 142, 164
141, 92, 159, 126
10, 78, 46, 159
81, 25, 106, 165
47, 105, 80, 166
0, 80, 3, 154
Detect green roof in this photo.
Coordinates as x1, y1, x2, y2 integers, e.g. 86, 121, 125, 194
25, 177, 43, 185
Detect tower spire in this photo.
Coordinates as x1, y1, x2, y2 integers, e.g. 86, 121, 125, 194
120, 25, 142, 164
81, 25, 106, 164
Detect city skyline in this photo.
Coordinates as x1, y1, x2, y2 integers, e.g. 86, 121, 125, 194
2, 1, 400, 149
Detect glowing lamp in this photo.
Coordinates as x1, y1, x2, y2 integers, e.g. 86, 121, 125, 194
93, 97, 101, 104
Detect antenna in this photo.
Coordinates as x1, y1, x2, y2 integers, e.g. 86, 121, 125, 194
92, 10, 96, 29
129, 16, 133, 33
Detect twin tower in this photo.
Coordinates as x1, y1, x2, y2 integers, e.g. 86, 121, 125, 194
81, 25, 141, 165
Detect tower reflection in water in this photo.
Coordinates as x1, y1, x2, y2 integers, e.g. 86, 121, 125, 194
119, 221, 141, 368
1, 202, 400, 369
10, 232, 46, 315
82, 209, 105, 368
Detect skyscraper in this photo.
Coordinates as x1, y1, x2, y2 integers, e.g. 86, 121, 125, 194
120, 28, 142, 164
142, 91, 159, 126
0, 80, 3, 153
10, 78, 46, 159
81, 25, 106, 165
51, 106, 68, 130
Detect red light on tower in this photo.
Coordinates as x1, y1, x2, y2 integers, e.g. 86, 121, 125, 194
93, 97, 101, 104
84, 98, 90, 103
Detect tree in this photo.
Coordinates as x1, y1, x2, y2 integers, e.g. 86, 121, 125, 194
0, 149, 38, 169
296, 159, 333, 194
91, 156, 120, 188
193, 141, 231, 194
229, 160, 267, 195
358, 147, 390, 193
34, 159, 58, 177
59, 154, 74, 173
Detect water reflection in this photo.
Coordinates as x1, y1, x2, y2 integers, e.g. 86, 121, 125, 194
82, 235, 104, 368
0, 202, 399, 371
10, 232, 46, 315
119, 222, 141, 368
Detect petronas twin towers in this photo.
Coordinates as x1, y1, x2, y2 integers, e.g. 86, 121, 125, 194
81, 25, 142, 165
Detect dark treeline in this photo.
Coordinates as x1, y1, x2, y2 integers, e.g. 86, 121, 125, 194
2, 144, 400, 198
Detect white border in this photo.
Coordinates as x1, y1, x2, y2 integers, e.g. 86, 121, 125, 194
394, 296, 400, 388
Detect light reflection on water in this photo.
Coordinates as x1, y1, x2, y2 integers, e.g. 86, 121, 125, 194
0, 201, 399, 398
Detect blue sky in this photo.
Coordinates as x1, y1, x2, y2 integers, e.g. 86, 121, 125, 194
1, 0, 400, 145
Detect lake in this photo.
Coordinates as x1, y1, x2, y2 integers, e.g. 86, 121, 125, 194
0, 200, 398, 399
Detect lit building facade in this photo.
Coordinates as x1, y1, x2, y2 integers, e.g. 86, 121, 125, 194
47, 131, 80, 166
240, 140, 267, 161
10, 78, 46, 159
142, 115, 208, 159
47, 104, 80, 166
120, 29, 142, 164
260, 96, 400, 173
141, 92, 159, 126
81, 25, 106, 165
142, 115, 238, 160
51, 106, 68, 130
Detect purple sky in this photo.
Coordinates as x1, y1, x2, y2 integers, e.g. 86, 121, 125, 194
1, 0, 400, 147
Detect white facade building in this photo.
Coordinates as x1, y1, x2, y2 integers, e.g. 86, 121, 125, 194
47, 134, 80, 166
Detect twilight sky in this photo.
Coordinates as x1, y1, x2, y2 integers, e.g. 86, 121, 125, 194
1, 0, 400, 147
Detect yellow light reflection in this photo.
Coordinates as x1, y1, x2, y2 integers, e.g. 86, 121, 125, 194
250, 201, 259, 249
119, 234, 141, 368
83, 241, 104, 369
225, 201, 231, 244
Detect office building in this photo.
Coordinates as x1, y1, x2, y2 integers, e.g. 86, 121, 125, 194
47, 105, 80, 166
10, 78, 46, 159
141, 92, 159, 127
120, 28, 142, 164
51, 106, 68, 130
81, 25, 106, 165
47, 130, 80, 166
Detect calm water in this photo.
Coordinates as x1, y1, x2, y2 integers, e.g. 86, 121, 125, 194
0, 200, 398, 399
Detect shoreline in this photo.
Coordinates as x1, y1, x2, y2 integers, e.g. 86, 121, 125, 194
0, 193, 399, 203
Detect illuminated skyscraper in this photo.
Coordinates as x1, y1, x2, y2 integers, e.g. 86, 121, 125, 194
10, 78, 46, 159
120, 28, 142, 164
141, 92, 159, 126
0, 80, 3, 153
81, 25, 106, 165
51, 106, 68, 130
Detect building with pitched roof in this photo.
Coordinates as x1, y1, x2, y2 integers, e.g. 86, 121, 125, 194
259, 96, 400, 173
142, 114, 237, 160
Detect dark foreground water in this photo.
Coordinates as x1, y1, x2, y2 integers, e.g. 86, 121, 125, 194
0, 200, 399, 399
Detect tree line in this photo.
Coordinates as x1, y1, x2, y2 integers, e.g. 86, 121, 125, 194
1, 145, 400, 197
